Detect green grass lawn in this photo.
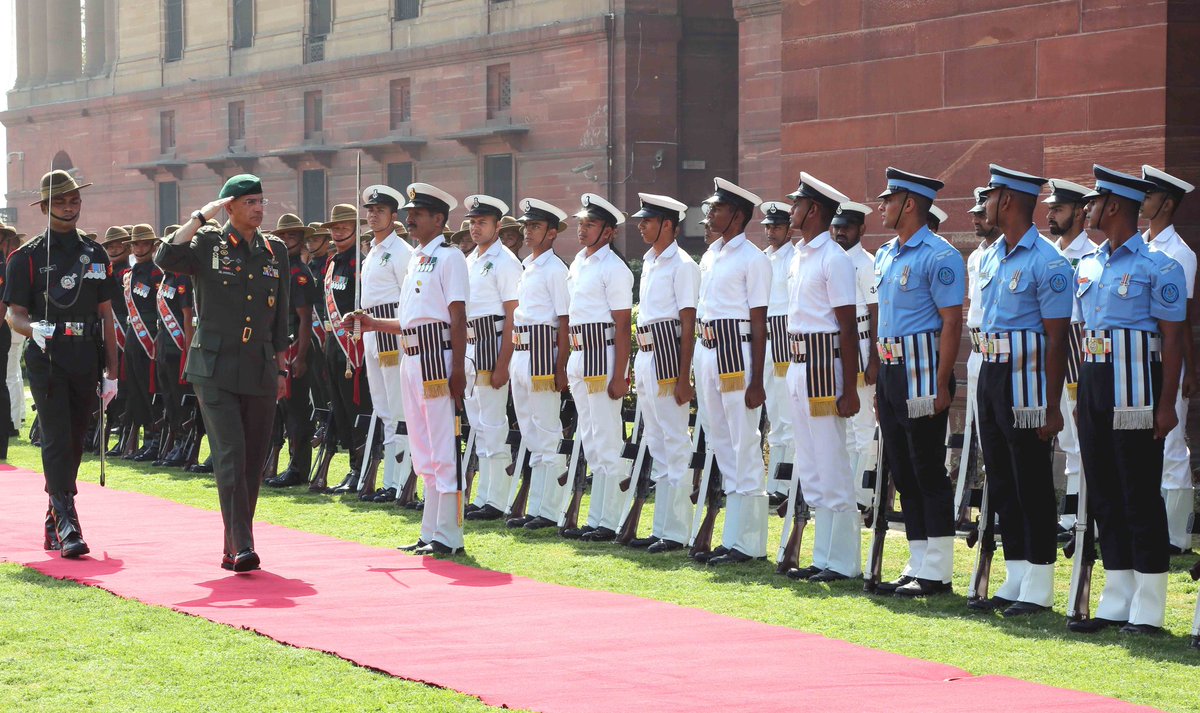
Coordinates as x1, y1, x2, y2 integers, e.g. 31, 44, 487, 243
4, 432, 1198, 712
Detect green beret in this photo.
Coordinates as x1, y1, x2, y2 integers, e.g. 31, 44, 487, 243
219, 174, 263, 199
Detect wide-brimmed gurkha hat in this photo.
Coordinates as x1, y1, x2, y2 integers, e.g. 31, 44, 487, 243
832, 201, 873, 226
127, 223, 159, 243
1141, 165, 1195, 197
403, 183, 458, 214
450, 220, 473, 243
498, 215, 523, 234
321, 204, 366, 229
218, 174, 262, 200
632, 193, 688, 222
391, 221, 409, 237
929, 205, 948, 225
270, 213, 315, 238
707, 177, 762, 213
877, 167, 944, 201
464, 194, 510, 219
787, 172, 849, 209
101, 226, 130, 244
574, 193, 624, 226
518, 198, 568, 231
968, 187, 988, 214
1043, 179, 1091, 206
759, 201, 792, 225
1083, 165, 1157, 203
362, 185, 405, 211
31, 169, 92, 205
0, 222, 16, 240
307, 221, 331, 237
980, 164, 1048, 197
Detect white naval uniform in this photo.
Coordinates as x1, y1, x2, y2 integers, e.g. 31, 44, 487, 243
785, 231, 861, 577
361, 232, 414, 495
7, 333, 24, 428
843, 241, 878, 507
465, 240, 523, 511
764, 240, 796, 496
1056, 231, 1098, 530
634, 242, 700, 545
566, 244, 634, 532
399, 239, 470, 549
965, 239, 992, 429
1146, 224, 1197, 551
695, 233, 771, 557
510, 249, 571, 521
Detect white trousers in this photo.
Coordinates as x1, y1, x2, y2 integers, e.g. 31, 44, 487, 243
764, 339, 793, 449
7, 334, 24, 427
567, 347, 626, 530
363, 331, 410, 490
509, 350, 566, 519
632, 350, 691, 487
398, 350, 462, 494
1161, 381, 1193, 550
786, 358, 857, 511
694, 342, 764, 495
846, 379, 876, 507
466, 342, 514, 509
1058, 388, 1081, 527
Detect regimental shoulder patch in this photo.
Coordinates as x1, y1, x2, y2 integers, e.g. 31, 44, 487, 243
937, 266, 955, 285
1162, 283, 1180, 304
1049, 273, 1068, 293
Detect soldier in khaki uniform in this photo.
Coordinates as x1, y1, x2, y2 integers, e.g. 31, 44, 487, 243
155, 174, 290, 572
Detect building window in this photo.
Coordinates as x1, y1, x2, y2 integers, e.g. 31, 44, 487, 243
164, 0, 184, 62
309, 0, 332, 35
389, 79, 412, 130
228, 101, 246, 147
160, 111, 176, 154
395, 0, 420, 21
487, 64, 511, 120
304, 91, 323, 140
483, 154, 514, 213
233, 0, 254, 49
157, 181, 179, 234
301, 170, 327, 225
387, 162, 414, 192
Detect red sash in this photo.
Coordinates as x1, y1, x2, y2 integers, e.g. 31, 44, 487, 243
324, 259, 363, 369
156, 281, 187, 351
123, 271, 156, 360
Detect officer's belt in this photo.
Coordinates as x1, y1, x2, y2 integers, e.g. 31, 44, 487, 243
466, 314, 504, 344
401, 321, 452, 399
568, 323, 615, 351
1080, 329, 1161, 363
977, 331, 1013, 363
52, 318, 99, 341
698, 319, 750, 392
569, 322, 615, 393
400, 326, 451, 355
512, 324, 557, 352
698, 319, 750, 350
366, 302, 400, 366
1081, 328, 1160, 430
635, 321, 682, 352
856, 313, 871, 341
788, 332, 841, 363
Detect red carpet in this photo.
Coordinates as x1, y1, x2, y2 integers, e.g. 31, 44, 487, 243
0, 466, 1158, 712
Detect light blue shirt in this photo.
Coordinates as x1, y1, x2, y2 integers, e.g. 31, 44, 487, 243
978, 225, 1074, 333
873, 225, 965, 338
1074, 234, 1186, 331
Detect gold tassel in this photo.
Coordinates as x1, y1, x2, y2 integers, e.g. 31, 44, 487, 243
808, 396, 837, 417
531, 375, 557, 393
657, 377, 678, 397
378, 351, 400, 368
719, 372, 745, 393
423, 379, 450, 399
857, 372, 865, 387
773, 362, 789, 377
476, 370, 493, 388
584, 375, 607, 394
1066, 382, 1078, 401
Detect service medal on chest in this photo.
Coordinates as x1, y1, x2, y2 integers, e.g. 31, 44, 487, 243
60, 273, 77, 290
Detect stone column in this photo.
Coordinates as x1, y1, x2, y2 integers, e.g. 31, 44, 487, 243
84, 0, 107, 76
26, 0, 47, 86
14, 0, 29, 87
103, 0, 118, 74
45, 0, 82, 83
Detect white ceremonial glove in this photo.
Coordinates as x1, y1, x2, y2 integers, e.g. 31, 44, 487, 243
99, 377, 119, 409
30, 321, 55, 351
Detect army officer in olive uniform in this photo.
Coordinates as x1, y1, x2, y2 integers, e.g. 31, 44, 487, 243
155, 174, 290, 573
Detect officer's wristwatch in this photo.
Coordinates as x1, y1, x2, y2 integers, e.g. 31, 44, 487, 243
193, 210, 206, 224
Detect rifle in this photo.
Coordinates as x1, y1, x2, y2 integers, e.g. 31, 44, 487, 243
1065, 462, 1096, 624
557, 431, 587, 530
261, 402, 286, 481
177, 394, 201, 471
461, 423, 478, 503
966, 483, 996, 605
951, 400, 980, 530
503, 429, 530, 519
455, 405, 466, 525
863, 425, 893, 593
687, 426, 723, 558
308, 407, 334, 492
357, 412, 383, 499
616, 446, 653, 546
774, 463, 809, 574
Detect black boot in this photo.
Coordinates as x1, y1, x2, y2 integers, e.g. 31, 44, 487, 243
43, 505, 59, 551
162, 442, 187, 468
49, 493, 89, 558
328, 471, 360, 494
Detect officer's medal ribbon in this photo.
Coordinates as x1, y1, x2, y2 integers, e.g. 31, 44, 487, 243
1118, 273, 1131, 297
1008, 269, 1022, 292
899, 265, 910, 287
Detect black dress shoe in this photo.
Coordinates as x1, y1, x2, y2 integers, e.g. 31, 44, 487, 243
893, 578, 952, 597
397, 540, 428, 552
266, 470, 306, 488
1002, 601, 1050, 617
1190, 635, 1200, 650
416, 540, 464, 556
1168, 545, 1193, 556
403, 499, 424, 510
1056, 524, 1072, 543
106, 444, 123, 457
967, 595, 1015, 612
507, 515, 533, 528
647, 539, 684, 554
371, 487, 397, 503
785, 565, 822, 580
132, 447, 158, 463
328, 472, 360, 494
874, 575, 916, 594
232, 549, 261, 572
1119, 623, 1163, 635
465, 504, 504, 521
464, 503, 481, 515
560, 527, 586, 539
768, 491, 787, 508
583, 527, 616, 542
523, 516, 557, 530
690, 545, 729, 563
1067, 617, 1125, 634
707, 548, 753, 566
59, 534, 90, 559
626, 536, 657, 549
189, 462, 214, 474
808, 568, 850, 583
221, 554, 235, 571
